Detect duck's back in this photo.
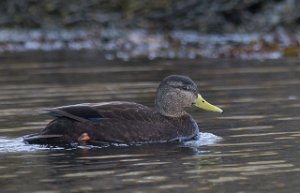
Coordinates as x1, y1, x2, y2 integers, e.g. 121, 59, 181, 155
24, 102, 199, 145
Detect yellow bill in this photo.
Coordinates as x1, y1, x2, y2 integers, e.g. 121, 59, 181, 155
194, 94, 223, 113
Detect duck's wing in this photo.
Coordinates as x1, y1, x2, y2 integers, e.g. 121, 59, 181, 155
46, 101, 181, 142
46, 101, 153, 123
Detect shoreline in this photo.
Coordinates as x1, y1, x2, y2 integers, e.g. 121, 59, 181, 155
0, 28, 299, 60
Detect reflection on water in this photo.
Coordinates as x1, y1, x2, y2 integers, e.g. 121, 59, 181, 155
0, 52, 300, 193
0, 133, 221, 153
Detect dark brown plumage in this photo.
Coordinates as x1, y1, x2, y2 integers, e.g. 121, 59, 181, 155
23, 75, 222, 146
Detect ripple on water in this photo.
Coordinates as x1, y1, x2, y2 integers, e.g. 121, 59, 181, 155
0, 137, 63, 152
0, 132, 222, 152
183, 132, 222, 147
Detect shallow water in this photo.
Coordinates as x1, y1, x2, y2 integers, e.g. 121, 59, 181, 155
0, 52, 300, 193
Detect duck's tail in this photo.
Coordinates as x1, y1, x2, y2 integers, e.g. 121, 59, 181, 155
23, 133, 66, 145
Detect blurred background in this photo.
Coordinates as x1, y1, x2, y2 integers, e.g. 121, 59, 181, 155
0, 0, 300, 59
1, 2, 300, 193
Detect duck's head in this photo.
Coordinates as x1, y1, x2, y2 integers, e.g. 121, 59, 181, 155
155, 75, 223, 117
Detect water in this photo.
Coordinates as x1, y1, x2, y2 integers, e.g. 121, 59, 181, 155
0, 51, 300, 193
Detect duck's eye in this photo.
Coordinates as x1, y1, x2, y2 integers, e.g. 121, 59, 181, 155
182, 86, 189, 90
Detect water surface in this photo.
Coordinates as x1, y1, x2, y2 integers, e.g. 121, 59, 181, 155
0, 52, 300, 193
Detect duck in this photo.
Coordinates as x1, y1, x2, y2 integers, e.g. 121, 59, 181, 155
23, 75, 222, 146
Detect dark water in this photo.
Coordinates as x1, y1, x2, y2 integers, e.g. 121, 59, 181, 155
0, 52, 300, 193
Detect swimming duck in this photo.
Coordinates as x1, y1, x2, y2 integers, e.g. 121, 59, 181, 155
24, 75, 222, 146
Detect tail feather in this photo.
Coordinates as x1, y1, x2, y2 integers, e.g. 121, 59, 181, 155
23, 134, 66, 145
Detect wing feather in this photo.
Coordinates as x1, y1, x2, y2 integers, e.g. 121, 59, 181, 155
46, 102, 152, 123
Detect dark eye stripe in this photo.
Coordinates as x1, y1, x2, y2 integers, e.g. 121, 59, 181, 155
171, 85, 189, 90
170, 84, 197, 93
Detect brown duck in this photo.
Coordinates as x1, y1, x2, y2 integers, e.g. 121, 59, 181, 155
24, 75, 222, 146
